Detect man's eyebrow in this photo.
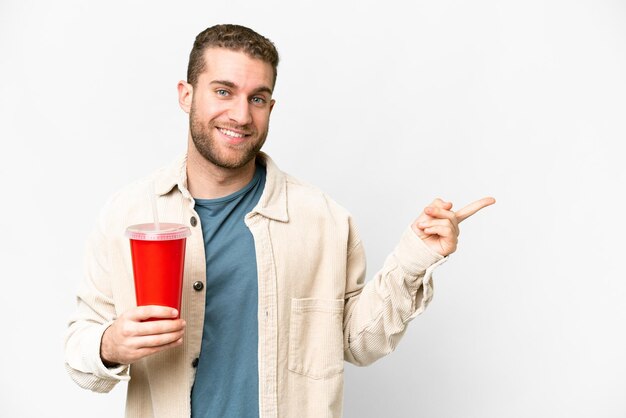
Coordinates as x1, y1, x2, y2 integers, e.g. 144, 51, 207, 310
252, 86, 273, 96
210, 80, 273, 96
210, 80, 236, 88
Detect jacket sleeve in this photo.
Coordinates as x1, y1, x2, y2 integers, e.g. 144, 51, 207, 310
64, 203, 130, 392
343, 220, 447, 366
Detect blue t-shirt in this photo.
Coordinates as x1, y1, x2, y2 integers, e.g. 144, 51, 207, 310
191, 163, 266, 418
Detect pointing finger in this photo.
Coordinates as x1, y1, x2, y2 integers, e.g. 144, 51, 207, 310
455, 197, 496, 223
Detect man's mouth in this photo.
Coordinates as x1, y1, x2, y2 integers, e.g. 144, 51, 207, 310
218, 128, 250, 138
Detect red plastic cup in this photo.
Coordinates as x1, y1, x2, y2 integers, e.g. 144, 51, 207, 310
125, 223, 191, 319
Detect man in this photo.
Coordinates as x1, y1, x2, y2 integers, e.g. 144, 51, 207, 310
65, 24, 494, 418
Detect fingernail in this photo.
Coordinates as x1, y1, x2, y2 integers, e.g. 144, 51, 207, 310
172, 309, 178, 316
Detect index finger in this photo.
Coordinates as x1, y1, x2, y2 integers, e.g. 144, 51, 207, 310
455, 197, 496, 223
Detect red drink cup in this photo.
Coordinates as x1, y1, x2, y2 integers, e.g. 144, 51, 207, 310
125, 223, 191, 319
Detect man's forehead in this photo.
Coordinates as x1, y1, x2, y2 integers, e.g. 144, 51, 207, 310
199, 47, 274, 89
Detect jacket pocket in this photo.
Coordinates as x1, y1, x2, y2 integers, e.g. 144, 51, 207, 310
288, 298, 344, 380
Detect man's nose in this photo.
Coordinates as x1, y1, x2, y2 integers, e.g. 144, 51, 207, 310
227, 97, 252, 126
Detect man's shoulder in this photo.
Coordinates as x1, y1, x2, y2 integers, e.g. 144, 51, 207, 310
261, 152, 352, 220
282, 171, 352, 220
282, 171, 326, 197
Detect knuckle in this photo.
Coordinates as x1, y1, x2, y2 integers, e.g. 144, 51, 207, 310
156, 335, 169, 346
145, 335, 160, 347
121, 322, 135, 337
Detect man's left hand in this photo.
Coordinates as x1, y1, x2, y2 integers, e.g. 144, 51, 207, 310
412, 197, 496, 257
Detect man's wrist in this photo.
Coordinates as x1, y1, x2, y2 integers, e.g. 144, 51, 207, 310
100, 324, 120, 368
101, 356, 120, 368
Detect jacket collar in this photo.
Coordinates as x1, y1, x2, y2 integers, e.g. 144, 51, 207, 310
252, 152, 289, 222
154, 154, 187, 197
153, 151, 289, 223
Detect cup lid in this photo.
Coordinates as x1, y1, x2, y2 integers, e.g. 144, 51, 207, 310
125, 223, 191, 241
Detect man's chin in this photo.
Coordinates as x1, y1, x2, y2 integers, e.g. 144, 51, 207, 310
190, 130, 266, 170
202, 150, 259, 170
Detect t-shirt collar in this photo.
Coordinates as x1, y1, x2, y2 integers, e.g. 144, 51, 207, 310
153, 151, 289, 223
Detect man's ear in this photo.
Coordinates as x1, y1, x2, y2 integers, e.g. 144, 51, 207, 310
269, 99, 276, 114
177, 81, 193, 114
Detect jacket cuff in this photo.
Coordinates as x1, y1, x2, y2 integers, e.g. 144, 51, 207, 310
85, 322, 130, 381
394, 226, 445, 275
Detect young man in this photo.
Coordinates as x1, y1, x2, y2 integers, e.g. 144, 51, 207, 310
65, 24, 494, 418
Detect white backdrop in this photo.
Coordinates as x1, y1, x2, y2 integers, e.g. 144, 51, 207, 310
1, 0, 625, 417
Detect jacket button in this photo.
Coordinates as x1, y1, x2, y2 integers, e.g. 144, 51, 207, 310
190, 216, 197, 227
193, 281, 204, 291
192, 357, 199, 368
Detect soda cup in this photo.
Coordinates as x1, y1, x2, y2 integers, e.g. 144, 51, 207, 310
125, 223, 191, 319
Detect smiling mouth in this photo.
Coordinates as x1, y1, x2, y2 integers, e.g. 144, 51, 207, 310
218, 127, 251, 139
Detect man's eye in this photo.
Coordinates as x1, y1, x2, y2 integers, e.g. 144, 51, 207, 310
251, 97, 266, 104
216, 89, 229, 96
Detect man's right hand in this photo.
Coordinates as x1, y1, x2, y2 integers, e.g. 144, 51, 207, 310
100, 305, 186, 366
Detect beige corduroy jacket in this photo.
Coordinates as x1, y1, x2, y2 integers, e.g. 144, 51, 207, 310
65, 152, 446, 418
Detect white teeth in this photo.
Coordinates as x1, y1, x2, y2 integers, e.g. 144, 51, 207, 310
219, 128, 244, 138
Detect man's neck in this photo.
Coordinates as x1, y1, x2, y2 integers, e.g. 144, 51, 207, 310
186, 142, 257, 200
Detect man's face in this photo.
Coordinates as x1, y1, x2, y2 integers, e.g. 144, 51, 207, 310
187, 48, 275, 169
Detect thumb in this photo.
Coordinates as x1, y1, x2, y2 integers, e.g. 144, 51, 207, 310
127, 305, 178, 321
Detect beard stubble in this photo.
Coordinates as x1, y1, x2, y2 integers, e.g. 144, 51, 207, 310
189, 106, 268, 169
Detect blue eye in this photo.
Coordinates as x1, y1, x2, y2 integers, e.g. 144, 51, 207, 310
251, 97, 266, 105
216, 89, 229, 97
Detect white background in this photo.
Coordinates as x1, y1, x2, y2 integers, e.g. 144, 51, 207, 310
1, 0, 625, 417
